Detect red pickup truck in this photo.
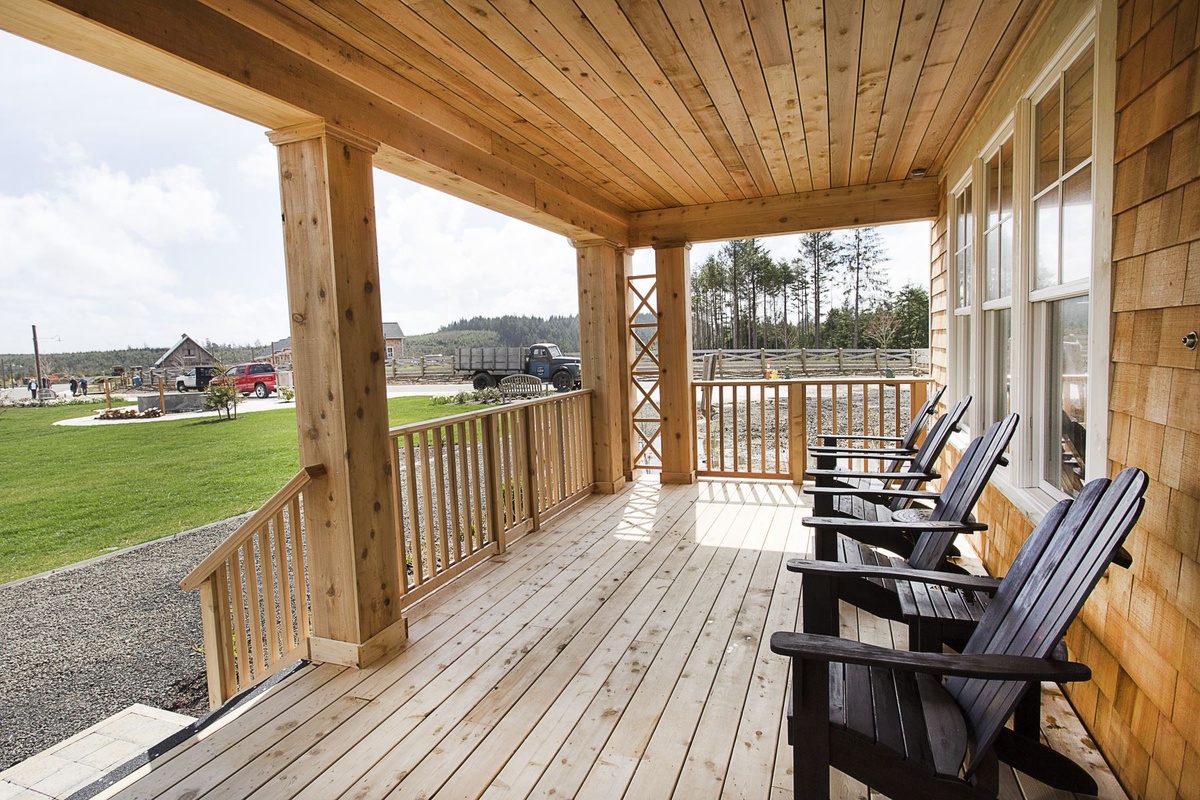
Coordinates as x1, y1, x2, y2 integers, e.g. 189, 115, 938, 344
211, 363, 277, 398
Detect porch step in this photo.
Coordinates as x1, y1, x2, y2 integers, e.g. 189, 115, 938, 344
0, 705, 194, 800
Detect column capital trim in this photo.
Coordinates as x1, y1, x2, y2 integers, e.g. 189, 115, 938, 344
651, 241, 692, 252
571, 238, 628, 252
268, 121, 380, 154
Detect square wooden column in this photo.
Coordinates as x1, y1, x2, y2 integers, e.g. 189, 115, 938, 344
575, 240, 628, 493
655, 243, 696, 484
268, 121, 406, 668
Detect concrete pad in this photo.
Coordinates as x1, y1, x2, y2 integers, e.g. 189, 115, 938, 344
0, 705, 194, 799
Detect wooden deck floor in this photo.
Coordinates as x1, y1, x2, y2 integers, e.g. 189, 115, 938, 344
100, 479, 1126, 800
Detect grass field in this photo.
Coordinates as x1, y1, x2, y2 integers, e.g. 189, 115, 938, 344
0, 397, 484, 583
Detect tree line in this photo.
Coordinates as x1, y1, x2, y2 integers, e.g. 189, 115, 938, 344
691, 231, 929, 351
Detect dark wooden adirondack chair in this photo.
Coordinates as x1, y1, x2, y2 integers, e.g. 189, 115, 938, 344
806, 395, 971, 519
810, 383, 946, 455
803, 413, 1018, 563
771, 467, 1148, 800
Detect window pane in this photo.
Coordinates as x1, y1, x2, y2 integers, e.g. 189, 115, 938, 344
986, 308, 1011, 426
1035, 188, 1060, 288
1000, 138, 1014, 218
985, 228, 1000, 301
1044, 296, 1089, 496
1035, 87, 1061, 193
1000, 218, 1013, 297
1062, 164, 1093, 284
1064, 44, 1094, 172
986, 152, 1000, 229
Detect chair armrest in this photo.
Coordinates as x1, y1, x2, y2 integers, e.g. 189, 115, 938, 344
784, 558, 1002, 594
801, 517, 988, 534
805, 469, 938, 481
769, 633, 1091, 682
819, 434, 906, 444
809, 447, 917, 458
803, 486, 941, 500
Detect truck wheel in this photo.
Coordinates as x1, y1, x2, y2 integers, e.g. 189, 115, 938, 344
473, 373, 496, 390
552, 371, 573, 392
176, 382, 185, 392
254, 382, 269, 398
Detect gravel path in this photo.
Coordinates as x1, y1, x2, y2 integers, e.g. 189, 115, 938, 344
0, 516, 247, 771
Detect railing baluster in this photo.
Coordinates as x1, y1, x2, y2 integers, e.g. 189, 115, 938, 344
258, 527, 279, 664
290, 495, 308, 640
403, 434, 423, 587
229, 548, 250, 687
469, 421, 485, 552
433, 427, 450, 570
243, 539, 265, 679
274, 510, 295, 652
419, 429, 438, 580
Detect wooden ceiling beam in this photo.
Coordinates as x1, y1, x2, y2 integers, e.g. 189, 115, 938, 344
627, 179, 939, 248
0, 0, 630, 243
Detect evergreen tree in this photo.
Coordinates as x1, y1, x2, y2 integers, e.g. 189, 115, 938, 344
797, 231, 841, 348
842, 227, 887, 347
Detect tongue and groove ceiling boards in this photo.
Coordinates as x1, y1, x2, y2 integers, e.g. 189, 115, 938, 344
1, 0, 1043, 244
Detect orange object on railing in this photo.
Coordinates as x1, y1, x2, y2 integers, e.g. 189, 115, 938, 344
180, 463, 324, 707
693, 378, 930, 482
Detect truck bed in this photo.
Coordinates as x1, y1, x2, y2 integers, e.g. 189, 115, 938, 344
455, 347, 526, 374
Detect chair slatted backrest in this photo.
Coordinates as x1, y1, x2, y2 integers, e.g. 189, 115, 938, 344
898, 384, 947, 451
888, 395, 972, 503
906, 414, 1019, 570
946, 468, 1148, 776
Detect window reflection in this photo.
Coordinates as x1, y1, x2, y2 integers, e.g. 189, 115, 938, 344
1045, 297, 1089, 496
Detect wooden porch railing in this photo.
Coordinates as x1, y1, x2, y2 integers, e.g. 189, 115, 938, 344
389, 391, 594, 607
181, 464, 323, 707
183, 391, 595, 708
694, 378, 930, 481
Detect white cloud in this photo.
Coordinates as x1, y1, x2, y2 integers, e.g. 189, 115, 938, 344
237, 142, 278, 187
0, 152, 238, 351
376, 185, 576, 335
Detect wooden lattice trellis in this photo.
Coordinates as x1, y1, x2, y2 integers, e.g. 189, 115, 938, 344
628, 273, 662, 470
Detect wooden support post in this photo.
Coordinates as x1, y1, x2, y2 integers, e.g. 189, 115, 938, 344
159, 377, 166, 413
655, 243, 695, 484
269, 121, 406, 669
574, 240, 628, 493
788, 382, 808, 485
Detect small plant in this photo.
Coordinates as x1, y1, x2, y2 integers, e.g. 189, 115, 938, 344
203, 368, 241, 421
279, 385, 295, 402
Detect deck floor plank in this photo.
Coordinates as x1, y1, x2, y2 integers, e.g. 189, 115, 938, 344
99, 478, 1125, 800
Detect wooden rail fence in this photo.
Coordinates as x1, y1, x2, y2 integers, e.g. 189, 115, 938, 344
694, 378, 930, 481
184, 392, 595, 706
693, 348, 931, 378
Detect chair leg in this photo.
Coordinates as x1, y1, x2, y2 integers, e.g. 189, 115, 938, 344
793, 658, 831, 800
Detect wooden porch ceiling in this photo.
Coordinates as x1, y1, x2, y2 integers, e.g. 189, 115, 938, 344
1, 0, 1042, 245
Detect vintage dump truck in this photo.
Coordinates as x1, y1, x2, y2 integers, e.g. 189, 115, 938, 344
454, 343, 581, 392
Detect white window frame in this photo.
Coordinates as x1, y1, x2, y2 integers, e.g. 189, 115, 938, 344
386, 345, 395, 360
945, 9, 1114, 514
949, 174, 975, 435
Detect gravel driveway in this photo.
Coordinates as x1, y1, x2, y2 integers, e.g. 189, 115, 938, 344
0, 516, 247, 771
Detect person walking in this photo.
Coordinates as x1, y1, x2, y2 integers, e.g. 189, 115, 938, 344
69, 377, 78, 397
28, 378, 37, 400
80, 377, 88, 396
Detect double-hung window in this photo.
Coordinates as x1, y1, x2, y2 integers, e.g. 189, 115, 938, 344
946, 20, 1109, 504
951, 181, 974, 432
983, 136, 1014, 429
1031, 42, 1094, 497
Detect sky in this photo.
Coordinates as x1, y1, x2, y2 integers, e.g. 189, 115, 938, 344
0, 30, 931, 355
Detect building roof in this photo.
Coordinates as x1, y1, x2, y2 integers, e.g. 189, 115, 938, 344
258, 324, 401, 358
383, 322, 405, 340
152, 334, 216, 368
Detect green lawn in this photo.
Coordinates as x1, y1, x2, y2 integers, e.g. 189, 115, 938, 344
0, 397, 484, 583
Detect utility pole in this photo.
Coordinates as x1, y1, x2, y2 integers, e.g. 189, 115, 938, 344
32, 325, 44, 401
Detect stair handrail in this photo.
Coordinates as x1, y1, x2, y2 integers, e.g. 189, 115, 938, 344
181, 463, 326, 591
